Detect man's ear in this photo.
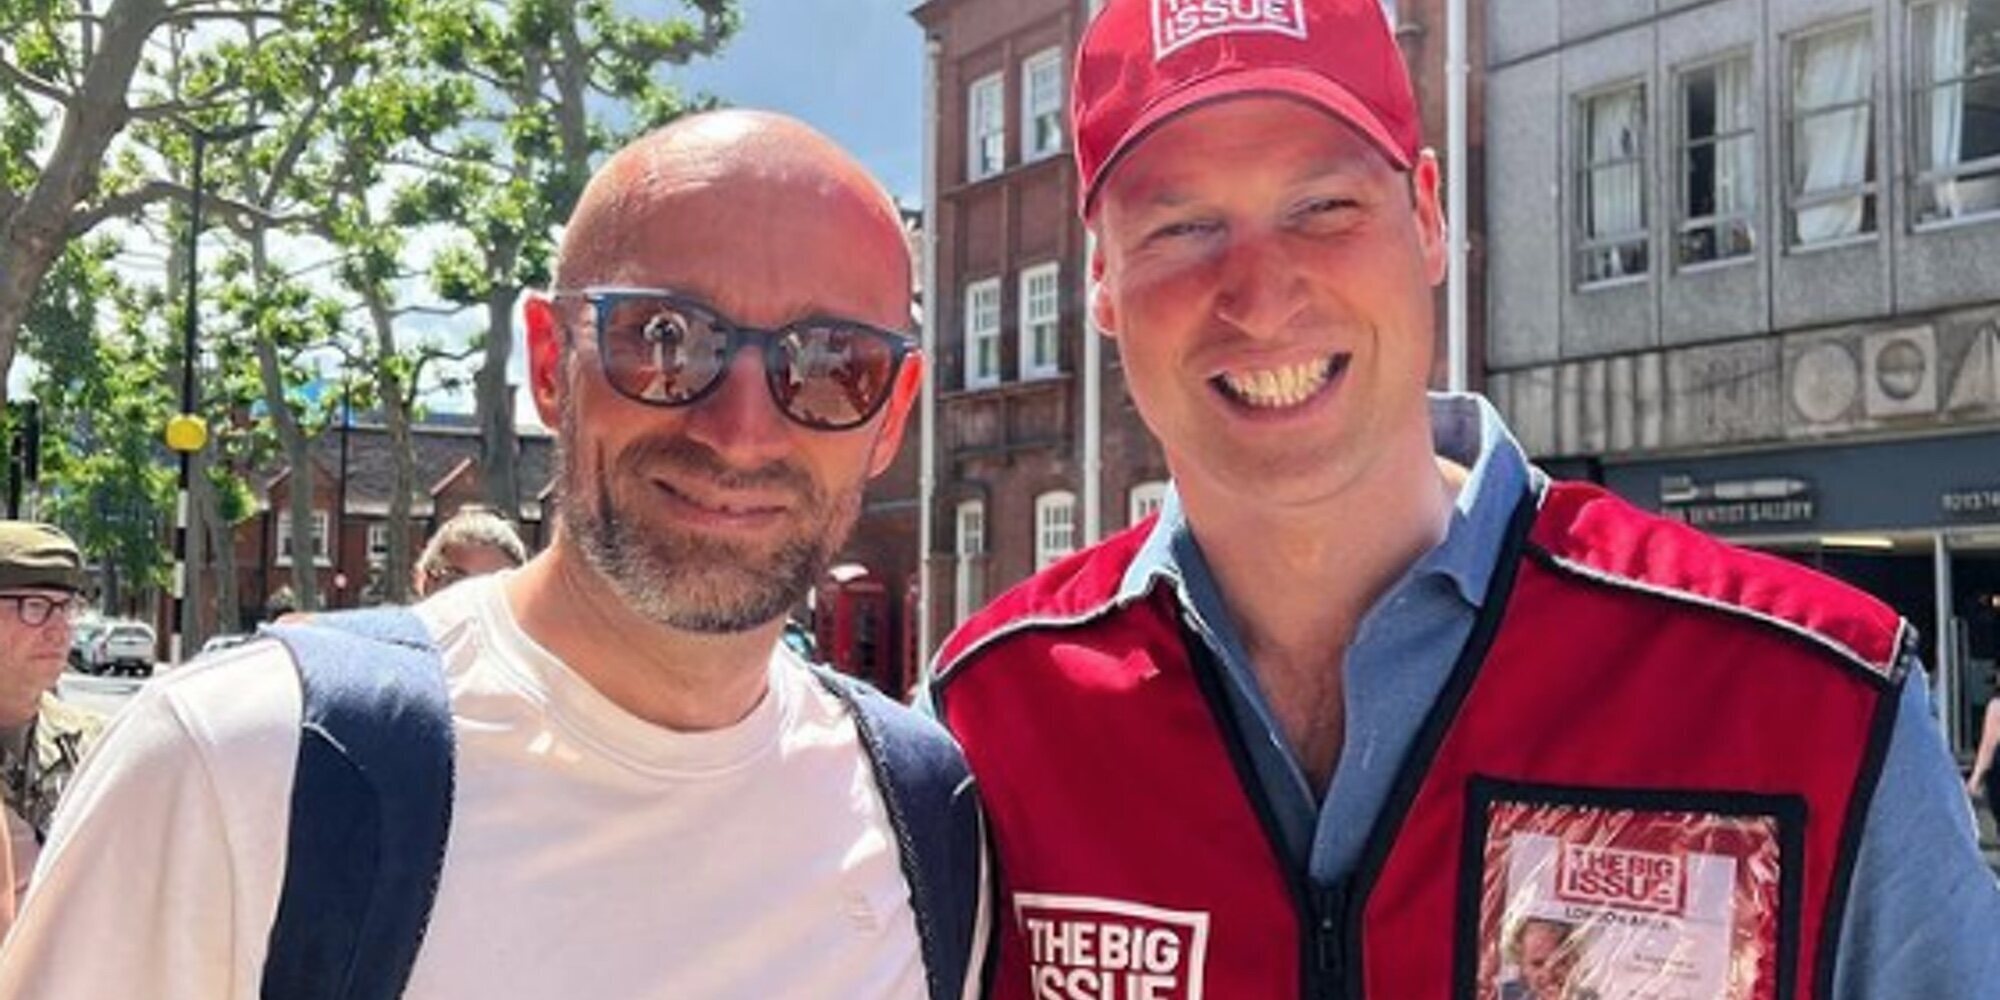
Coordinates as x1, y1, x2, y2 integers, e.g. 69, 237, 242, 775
1088, 240, 1121, 339
1410, 150, 1448, 287
524, 292, 565, 427
866, 350, 925, 479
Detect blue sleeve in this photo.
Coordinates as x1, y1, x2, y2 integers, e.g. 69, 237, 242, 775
1834, 661, 2000, 999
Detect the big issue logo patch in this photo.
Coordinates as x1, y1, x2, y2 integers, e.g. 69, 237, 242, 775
1151, 0, 1309, 60
1015, 893, 1212, 1000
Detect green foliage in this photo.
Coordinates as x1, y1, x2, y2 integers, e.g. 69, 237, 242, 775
21, 244, 176, 593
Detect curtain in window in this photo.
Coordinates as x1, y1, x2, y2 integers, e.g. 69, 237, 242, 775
1917, 1, 1970, 218
1588, 90, 1644, 253
1794, 28, 1872, 242
1714, 59, 1757, 220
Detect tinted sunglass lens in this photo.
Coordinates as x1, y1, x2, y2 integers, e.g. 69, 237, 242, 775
773, 327, 897, 429
600, 298, 727, 403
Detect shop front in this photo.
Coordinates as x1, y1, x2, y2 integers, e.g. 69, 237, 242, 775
1599, 430, 2000, 759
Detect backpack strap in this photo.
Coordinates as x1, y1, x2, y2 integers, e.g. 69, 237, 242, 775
260, 608, 456, 1000
813, 667, 988, 1000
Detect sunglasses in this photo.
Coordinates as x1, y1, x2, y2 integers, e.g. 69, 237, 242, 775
554, 287, 916, 431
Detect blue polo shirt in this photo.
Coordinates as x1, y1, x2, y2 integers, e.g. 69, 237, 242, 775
1115, 393, 2000, 997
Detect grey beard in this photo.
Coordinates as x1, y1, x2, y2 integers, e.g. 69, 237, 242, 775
557, 399, 855, 634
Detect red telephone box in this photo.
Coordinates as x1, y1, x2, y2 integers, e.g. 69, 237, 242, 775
815, 569, 891, 693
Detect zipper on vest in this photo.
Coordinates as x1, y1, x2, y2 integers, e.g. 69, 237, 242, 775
1309, 882, 1346, 997
1177, 614, 1353, 1000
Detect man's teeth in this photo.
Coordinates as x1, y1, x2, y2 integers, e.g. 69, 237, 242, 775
1220, 360, 1331, 408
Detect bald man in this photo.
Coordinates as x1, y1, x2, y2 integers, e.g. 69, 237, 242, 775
0, 112, 984, 999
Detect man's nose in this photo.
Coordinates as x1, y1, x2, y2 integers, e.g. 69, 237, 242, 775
679, 346, 797, 467
1212, 229, 1308, 338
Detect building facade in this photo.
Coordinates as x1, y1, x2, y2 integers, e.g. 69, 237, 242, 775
900, 0, 1483, 681
1482, 0, 2000, 754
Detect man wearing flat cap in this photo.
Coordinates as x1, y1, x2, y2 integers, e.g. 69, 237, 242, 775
0, 521, 102, 912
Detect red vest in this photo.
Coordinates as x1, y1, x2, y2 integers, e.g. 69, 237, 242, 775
935, 483, 1907, 1000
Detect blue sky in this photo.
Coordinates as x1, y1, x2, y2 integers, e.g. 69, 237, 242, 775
676, 0, 927, 204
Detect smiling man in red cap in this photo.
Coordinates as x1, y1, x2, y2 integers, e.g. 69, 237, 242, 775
928, 1, 1999, 997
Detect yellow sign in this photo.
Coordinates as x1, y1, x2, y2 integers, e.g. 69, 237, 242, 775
164, 414, 208, 453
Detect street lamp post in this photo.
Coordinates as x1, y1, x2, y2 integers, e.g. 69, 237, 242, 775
166, 121, 262, 665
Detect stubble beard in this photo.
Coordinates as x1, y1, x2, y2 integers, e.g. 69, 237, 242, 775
557, 396, 861, 634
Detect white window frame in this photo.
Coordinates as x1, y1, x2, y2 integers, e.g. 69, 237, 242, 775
1128, 481, 1169, 526
1035, 490, 1077, 571
953, 500, 986, 626
964, 277, 1002, 389
968, 72, 1005, 181
1019, 261, 1062, 379
1022, 47, 1065, 162
276, 510, 331, 567
1910, 0, 2000, 228
1675, 53, 1758, 269
1575, 82, 1650, 288
366, 522, 390, 565
1784, 19, 1878, 248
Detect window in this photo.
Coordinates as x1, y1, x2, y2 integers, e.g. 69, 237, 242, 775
1912, 0, 2000, 226
1035, 491, 1077, 571
1576, 84, 1649, 285
366, 523, 389, 565
1677, 56, 1757, 266
968, 72, 1005, 181
276, 511, 330, 567
1019, 262, 1061, 379
1128, 481, 1168, 526
964, 278, 1001, 388
1023, 47, 1065, 161
1788, 21, 1876, 246
954, 500, 985, 626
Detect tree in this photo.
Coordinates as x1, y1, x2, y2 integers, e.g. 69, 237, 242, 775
0, 0, 304, 403
401, 0, 739, 518
22, 236, 176, 613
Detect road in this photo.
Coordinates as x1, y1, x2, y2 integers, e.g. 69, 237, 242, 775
56, 671, 151, 717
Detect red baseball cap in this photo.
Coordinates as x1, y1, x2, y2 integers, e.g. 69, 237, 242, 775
1073, 0, 1422, 216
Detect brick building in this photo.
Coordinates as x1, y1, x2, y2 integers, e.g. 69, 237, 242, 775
173, 418, 556, 642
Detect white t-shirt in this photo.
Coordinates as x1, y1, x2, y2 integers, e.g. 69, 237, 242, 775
0, 575, 931, 999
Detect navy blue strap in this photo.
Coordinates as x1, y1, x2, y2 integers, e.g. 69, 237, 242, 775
260, 609, 455, 1000
815, 667, 985, 1000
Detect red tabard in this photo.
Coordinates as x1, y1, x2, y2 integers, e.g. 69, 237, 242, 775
936, 482, 1907, 1000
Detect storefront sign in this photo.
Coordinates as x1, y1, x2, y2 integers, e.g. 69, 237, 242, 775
1940, 487, 2000, 519
1658, 475, 1817, 529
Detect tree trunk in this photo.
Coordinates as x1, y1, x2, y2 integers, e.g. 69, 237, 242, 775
476, 280, 521, 520
364, 292, 416, 605
247, 238, 319, 610
198, 447, 242, 635
0, 0, 166, 392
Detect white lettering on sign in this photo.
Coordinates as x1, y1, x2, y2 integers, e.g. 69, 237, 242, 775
1015, 893, 1211, 1000
1151, 0, 1308, 60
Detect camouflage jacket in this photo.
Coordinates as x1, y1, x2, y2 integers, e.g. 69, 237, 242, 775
3, 693, 106, 842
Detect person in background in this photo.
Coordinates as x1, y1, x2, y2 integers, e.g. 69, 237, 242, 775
929, 0, 1999, 995
413, 505, 529, 597
0, 522, 102, 917
1970, 675, 2000, 832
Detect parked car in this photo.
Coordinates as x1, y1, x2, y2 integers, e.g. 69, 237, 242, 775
92, 621, 157, 677
69, 618, 106, 671
198, 633, 253, 656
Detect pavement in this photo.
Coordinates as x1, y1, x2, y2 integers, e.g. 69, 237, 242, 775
55, 671, 149, 717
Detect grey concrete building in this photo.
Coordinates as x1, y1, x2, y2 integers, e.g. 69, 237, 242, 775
1483, 0, 2000, 754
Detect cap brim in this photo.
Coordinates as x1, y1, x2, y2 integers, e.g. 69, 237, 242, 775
1084, 66, 1414, 216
